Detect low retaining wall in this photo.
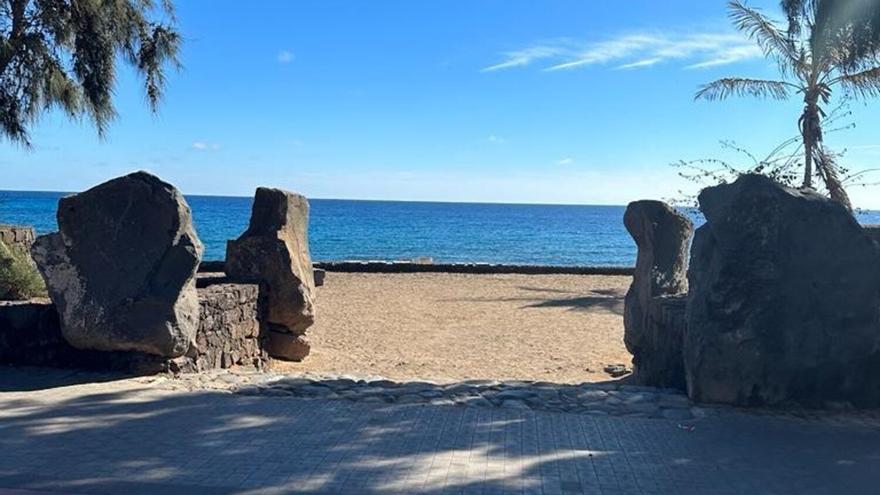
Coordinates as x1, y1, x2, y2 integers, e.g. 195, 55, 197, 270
0, 299, 169, 373
173, 276, 269, 373
0, 225, 35, 255
315, 261, 635, 275
199, 260, 635, 276
0, 277, 269, 374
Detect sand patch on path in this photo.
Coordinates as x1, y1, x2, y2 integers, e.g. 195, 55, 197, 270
275, 272, 633, 383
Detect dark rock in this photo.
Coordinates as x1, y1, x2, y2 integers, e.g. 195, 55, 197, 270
31, 172, 203, 358
634, 295, 687, 389
0, 299, 167, 374
226, 188, 315, 359
0, 300, 65, 365
602, 364, 632, 378
685, 174, 880, 407
623, 200, 692, 390
263, 330, 310, 361
863, 225, 880, 248
1, 284, 268, 374
313, 268, 325, 287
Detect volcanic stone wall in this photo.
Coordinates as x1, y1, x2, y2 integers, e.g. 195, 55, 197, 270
172, 276, 269, 373
0, 278, 269, 374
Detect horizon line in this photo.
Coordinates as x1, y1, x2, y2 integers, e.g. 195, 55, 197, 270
0, 188, 659, 209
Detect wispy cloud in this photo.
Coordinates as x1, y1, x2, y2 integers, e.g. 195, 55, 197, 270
557, 157, 575, 165
488, 135, 506, 144
483, 32, 762, 72
277, 50, 294, 63
684, 45, 762, 69
616, 57, 664, 70
192, 141, 220, 151
481, 45, 570, 72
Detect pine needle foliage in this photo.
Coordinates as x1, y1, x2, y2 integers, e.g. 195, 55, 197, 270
0, 0, 180, 146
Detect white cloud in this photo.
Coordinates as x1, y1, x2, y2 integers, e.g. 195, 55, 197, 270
277, 50, 294, 63
483, 32, 762, 73
481, 45, 569, 72
685, 45, 763, 69
192, 142, 220, 151
616, 57, 664, 70
557, 157, 575, 165
488, 135, 506, 144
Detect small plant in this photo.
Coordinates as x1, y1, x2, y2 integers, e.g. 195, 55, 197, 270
0, 240, 46, 300
672, 98, 880, 208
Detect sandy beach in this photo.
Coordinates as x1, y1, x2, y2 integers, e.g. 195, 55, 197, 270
276, 272, 633, 383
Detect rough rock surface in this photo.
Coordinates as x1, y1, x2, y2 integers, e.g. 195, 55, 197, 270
31, 172, 203, 358
1, 279, 269, 374
223, 372, 698, 418
685, 174, 880, 407
863, 225, 880, 248
0, 300, 65, 366
0, 299, 168, 373
623, 200, 692, 389
264, 331, 311, 361
226, 188, 315, 360
0, 225, 36, 260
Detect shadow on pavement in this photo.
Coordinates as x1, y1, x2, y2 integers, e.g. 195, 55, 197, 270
2, 368, 880, 494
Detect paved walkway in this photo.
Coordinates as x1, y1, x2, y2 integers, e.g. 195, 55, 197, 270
1, 368, 880, 494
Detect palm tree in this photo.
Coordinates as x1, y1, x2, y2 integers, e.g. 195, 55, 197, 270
696, 0, 880, 210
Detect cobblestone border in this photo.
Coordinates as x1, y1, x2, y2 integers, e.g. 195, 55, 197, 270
228, 373, 698, 420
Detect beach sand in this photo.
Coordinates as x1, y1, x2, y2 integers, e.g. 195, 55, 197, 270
275, 272, 633, 384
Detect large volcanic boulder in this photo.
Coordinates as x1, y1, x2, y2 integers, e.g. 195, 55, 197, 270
226, 188, 315, 361
31, 172, 203, 358
623, 200, 693, 389
685, 174, 880, 407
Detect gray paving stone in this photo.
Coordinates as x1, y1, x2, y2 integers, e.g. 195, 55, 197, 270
2, 367, 880, 494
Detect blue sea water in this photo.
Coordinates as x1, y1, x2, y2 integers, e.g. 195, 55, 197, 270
3, 190, 880, 266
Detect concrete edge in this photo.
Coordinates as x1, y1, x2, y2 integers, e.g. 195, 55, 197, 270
198, 260, 634, 276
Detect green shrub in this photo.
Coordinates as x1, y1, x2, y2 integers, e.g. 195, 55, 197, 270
0, 240, 46, 300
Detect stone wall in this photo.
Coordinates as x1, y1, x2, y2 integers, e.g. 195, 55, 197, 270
0, 225, 36, 254
171, 275, 269, 373
0, 299, 167, 373
0, 225, 36, 265
0, 300, 66, 366
0, 278, 269, 374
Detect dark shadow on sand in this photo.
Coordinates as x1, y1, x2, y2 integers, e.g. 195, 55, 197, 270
444, 287, 626, 316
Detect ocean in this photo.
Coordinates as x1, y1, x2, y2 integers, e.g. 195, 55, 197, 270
3, 190, 879, 266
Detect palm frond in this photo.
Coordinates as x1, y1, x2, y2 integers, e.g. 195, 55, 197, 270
729, 0, 801, 72
833, 66, 880, 99
780, 0, 807, 37
695, 78, 795, 101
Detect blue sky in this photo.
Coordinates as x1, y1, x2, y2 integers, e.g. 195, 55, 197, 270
4, 0, 880, 206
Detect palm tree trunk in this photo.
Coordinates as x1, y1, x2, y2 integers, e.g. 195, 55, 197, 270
802, 129, 813, 189
800, 94, 821, 189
